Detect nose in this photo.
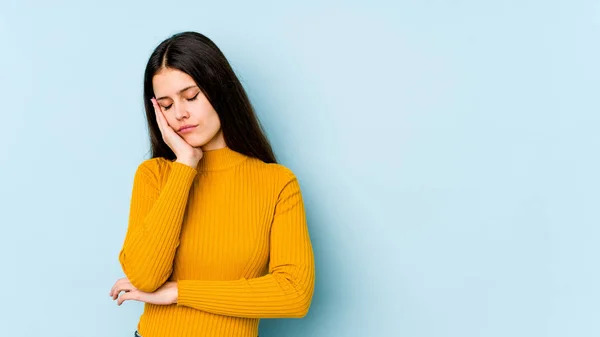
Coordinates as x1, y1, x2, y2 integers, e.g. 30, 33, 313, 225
174, 102, 190, 121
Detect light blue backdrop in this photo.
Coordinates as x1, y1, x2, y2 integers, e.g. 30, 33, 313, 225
1, 1, 598, 336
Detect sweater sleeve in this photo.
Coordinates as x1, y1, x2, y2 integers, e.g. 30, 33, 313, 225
118, 159, 198, 293
176, 174, 315, 318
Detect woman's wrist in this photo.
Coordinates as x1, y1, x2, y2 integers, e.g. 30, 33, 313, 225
172, 281, 179, 304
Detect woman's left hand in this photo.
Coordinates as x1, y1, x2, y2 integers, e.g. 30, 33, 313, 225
109, 277, 178, 306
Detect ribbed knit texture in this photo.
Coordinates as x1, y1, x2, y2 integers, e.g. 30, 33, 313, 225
118, 146, 315, 337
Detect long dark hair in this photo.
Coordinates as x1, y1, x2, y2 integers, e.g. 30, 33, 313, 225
142, 31, 277, 164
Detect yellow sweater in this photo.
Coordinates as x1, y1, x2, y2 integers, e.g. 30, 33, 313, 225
118, 146, 315, 337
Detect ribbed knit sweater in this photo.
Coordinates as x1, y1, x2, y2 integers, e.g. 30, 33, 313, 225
118, 146, 315, 337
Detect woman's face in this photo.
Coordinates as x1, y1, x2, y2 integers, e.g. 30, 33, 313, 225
152, 67, 224, 149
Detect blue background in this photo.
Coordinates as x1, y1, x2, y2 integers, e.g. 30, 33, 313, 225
0, 1, 598, 336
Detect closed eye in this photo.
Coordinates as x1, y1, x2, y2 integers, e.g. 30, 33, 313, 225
161, 92, 199, 111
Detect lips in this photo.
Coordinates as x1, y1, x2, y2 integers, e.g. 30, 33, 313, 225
178, 125, 197, 132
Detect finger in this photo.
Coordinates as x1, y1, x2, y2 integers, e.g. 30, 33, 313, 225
111, 277, 129, 296
153, 98, 174, 132
112, 287, 124, 300
151, 98, 168, 139
110, 278, 124, 297
112, 279, 135, 300
112, 284, 122, 300
117, 290, 140, 306
151, 98, 165, 135
113, 286, 130, 301
152, 98, 170, 131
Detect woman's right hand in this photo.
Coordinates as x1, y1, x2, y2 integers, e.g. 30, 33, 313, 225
151, 97, 203, 166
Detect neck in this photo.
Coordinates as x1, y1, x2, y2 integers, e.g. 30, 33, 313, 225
195, 146, 248, 172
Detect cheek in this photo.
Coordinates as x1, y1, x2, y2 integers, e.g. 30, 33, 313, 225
195, 109, 219, 128
162, 114, 174, 126
206, 109, 221, 126
202, 115, 220, 132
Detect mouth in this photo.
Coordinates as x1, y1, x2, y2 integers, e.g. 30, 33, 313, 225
178, 125, 198, 133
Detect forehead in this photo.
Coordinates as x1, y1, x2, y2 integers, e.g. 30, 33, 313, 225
152, 68, 196, 95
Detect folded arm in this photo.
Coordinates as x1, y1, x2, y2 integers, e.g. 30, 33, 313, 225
175, 173, 315, 318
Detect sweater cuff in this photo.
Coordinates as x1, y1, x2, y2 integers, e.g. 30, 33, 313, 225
176, 279, 202, 307
169, 161, 198, 184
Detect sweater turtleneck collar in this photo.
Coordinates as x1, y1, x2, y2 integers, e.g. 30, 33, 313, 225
195, 146, 249, 172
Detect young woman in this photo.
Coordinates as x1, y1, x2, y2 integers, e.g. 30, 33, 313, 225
108, 31, 315, 337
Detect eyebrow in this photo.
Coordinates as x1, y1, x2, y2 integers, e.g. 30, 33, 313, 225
156, 85, 198, 101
